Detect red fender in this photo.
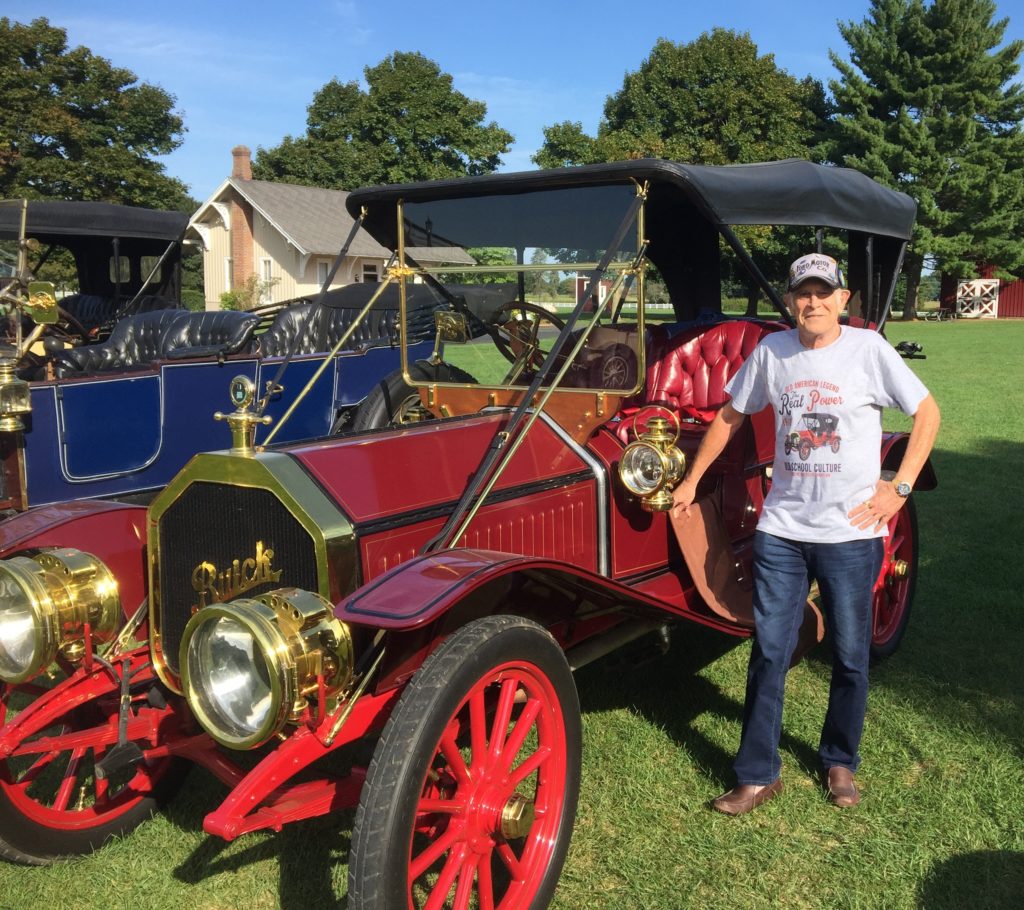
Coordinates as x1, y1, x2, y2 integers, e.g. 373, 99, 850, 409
338, 547, 742, 634
0, 501, 149, 618
881, 432, 938, 491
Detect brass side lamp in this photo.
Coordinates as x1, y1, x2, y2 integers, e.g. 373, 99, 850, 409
618, 408, 686, 512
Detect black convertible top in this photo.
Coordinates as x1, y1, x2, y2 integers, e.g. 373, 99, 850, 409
0, 200, 188, 243
347, 158, 916, 244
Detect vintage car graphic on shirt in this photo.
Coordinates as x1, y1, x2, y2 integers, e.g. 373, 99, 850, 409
785, 412, 842, 461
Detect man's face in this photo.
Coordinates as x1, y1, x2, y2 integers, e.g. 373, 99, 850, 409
787, 279, 850, 340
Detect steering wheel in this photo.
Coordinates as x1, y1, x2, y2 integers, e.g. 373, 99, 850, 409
43, 306, 92, 346
489, 302, 567, 384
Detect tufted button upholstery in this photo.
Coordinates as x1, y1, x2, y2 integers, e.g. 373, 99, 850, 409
53, 309, 188, 376
160, 310, 259, 358
257, 302, 320, 357
258, 302, 413, 358
58, 294, 118, 332
643, 320, 780, 422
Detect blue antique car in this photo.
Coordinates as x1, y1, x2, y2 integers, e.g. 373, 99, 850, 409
0, 199, 432, 515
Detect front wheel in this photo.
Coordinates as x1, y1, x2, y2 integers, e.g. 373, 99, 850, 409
348, 615, 581, 909
870, 496, 918, 662
0, 668, 185, 865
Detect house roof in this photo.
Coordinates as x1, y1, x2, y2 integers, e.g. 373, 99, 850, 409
190, 178, 391, 258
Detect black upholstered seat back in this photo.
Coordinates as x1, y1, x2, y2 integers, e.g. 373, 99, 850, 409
52, 309, 187, 376
257, 302, 320, 357
160, 310, 260, 357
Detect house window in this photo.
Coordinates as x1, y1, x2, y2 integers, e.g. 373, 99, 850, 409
224, 258, 233, 290
317, 260, 330, 286
260, 258, 273, 304
362, 263, 379, 283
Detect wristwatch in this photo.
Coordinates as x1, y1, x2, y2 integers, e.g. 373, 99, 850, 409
893, 479, 912, 498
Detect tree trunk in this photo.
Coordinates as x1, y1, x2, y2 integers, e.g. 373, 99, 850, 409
744, 280, 760, 317
901, 250, 924, 321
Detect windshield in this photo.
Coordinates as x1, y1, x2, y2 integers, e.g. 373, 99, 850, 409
397, 183, 644, 394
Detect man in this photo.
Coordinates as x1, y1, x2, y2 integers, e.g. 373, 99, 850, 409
672, 253, 940, 815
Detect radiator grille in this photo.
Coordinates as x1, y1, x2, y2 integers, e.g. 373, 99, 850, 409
156, 481, 319, 677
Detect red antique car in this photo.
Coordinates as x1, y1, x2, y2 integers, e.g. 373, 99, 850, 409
786, 412, 842, 460
0, 160, 932, 908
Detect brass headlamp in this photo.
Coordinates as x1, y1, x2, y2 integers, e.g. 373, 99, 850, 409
618, 409, 686, 512
181, 588, 354, 750
0, 549, 121, 683
0, 358, 31, 432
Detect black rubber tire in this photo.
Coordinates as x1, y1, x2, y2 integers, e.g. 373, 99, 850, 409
0, 684, 187, 865
352, 360, 477, 431
348, 615, 581, 910
870, 496, 919, 663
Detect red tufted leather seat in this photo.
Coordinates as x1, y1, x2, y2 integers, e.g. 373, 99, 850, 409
643, 320, 780, 422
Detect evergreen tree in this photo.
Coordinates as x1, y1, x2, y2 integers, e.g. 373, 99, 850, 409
830, 0, 1024, 318
255, 52, 513, 188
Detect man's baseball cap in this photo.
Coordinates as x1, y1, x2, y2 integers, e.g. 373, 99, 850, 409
788, 254, 846, 290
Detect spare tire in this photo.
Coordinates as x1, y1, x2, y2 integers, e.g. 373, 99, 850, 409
352, 360, 477, 431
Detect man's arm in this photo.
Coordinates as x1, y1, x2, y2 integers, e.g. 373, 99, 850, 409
670, 402, 748, 519
848, 393, 941, 532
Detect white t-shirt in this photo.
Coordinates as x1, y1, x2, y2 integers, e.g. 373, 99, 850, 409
725, 326, 929, 542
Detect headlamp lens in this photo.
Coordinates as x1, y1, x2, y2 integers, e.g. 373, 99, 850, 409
0, 573, 38, 682
620, 444, 665, 495
187, 615, 274, 742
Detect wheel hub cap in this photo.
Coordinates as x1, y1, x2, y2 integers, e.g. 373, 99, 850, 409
499, 792, 535, 840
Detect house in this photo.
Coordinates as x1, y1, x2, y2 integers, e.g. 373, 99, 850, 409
187, 146, 392, 310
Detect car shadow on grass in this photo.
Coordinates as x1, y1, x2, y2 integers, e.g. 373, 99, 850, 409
573, 622, 821, 790
164, 766, 353, 908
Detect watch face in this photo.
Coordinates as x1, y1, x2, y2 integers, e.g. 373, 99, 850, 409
895, 481, 912, 497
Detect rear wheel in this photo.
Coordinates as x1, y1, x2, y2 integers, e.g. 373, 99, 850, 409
352, 360, 477, 431
0, 669, 185, 865
870, 496, 918, 661
348, 615, 581, 909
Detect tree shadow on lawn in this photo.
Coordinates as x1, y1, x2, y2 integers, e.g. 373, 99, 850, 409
573, 624, 820, 790
917, 849, 1024, 909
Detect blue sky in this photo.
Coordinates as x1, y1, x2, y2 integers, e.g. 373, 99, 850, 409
20, 0, 1024, 201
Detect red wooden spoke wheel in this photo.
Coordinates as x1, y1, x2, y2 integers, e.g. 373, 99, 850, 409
349, 615, 581, 910
871, 497, 919, 662
0, 665, 184, 865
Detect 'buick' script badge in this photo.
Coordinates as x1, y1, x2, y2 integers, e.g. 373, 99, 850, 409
191, 540, 283, 610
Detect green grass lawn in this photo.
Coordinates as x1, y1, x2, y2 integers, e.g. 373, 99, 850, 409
2, 320, 1022, 909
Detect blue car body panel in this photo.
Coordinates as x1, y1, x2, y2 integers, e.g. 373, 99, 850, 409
21, 339, 432, 509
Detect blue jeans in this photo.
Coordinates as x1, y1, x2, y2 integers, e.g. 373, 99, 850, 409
733, 531, 884, 785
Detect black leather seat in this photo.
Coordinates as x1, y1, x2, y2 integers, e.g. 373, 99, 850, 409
257, 302, 320, 357
52, 309, 260, 376
160, 310, 260, 359
58, 294, 118, 332
53, 310, 188, 376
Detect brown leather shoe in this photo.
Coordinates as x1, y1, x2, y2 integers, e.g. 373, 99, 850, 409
711, 778, 783, 816
826, 767, 860, 807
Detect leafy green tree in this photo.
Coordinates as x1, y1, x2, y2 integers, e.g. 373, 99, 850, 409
534, 31, 829, 314
535, 30, 828, 169
0, 17, 191, 209
830, 0, 1024, 319
255, 52, 514, 188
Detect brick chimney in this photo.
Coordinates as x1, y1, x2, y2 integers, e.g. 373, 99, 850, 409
231, 144, 252, 180
229, 145, 254, 290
